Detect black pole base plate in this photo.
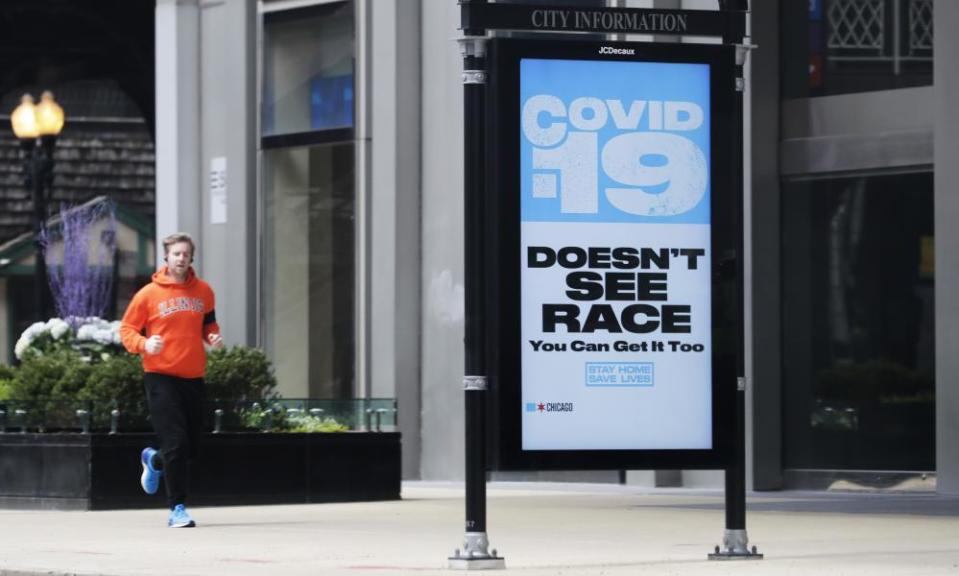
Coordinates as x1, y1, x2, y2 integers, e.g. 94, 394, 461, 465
708, 547, 764, 561
448, 556, 507, 570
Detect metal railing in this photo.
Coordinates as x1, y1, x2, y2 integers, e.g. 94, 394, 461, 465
0, 398, 397, 434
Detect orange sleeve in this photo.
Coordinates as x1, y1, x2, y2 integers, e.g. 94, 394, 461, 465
120, 289, 149, 354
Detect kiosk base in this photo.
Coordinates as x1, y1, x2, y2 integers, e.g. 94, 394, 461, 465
449, 532, 506, 570
708, 529, 764, 560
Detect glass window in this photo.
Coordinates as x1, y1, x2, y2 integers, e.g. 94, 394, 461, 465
262, 2, 354, 136
262, 143, 355, 399
781, 172, 934, 470
782, 0, 933, 98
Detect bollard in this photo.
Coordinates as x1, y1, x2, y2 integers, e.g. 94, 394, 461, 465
251, 402, 264, 431
76, 409, 90, 434
0, 409, 5, 433
15, 409, 27, 433
110, 409, 120, 434
213, 408, 224, 433
375, 408, 389, 432
285, 407, 302, 425
364, 408, 374, 431
264, 405, 275, 432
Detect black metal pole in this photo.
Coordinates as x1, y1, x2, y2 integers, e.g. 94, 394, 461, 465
724, 384, 747, 531
33, 137, 57, 321
463, 42, 487, 538
712, 0, 760, 560
450, 1, 503, 569
713, 69, 750, 556
33, 156, 46, 321
21, 140, 48, 322
726, 49, 747, 532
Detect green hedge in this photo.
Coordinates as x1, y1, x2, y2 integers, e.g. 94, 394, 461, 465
205, 346, 278, 401
1, 318, 359, 432
0, 345, 277, 409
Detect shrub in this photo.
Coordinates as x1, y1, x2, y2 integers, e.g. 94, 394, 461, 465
284, 414, 349, 433
205, 346, 278, 401
236, 405, 348, 433
79, 353, 148, 427
8, 320, 283, 430
3, 349, 93, 429
0, 364, 15, 401
8, 348, 90, 402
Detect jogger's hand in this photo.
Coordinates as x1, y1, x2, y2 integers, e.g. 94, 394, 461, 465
145, 335, 164, 355
208, 333, 224, 350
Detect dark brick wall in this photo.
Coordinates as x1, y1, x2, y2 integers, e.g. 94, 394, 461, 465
0, 122, 155, 245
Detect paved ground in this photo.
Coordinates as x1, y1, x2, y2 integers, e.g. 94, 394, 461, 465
1, 482, 958, 576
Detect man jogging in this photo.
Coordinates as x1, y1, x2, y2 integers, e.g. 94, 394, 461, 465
120, 232, 223, 528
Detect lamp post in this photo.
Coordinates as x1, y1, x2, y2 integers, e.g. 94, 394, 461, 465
11, 91, 65, 321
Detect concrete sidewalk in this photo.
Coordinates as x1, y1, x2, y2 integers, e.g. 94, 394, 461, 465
1, 482, 958, 576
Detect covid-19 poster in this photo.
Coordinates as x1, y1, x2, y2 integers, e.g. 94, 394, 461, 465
519, 56, 713, 451
486, 39, 735, 470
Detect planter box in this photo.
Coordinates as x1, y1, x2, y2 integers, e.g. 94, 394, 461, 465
0, 431, 401, 510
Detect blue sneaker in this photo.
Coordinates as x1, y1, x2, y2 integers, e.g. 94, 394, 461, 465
168, 504, 196, 528
140, 447, 162, 495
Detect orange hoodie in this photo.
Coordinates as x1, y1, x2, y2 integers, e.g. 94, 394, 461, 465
120, 266, 220, 379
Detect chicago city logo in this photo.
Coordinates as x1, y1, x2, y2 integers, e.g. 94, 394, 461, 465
526, 402, 575, 413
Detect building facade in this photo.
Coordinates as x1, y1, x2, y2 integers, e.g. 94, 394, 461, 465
152, 0, 959, 492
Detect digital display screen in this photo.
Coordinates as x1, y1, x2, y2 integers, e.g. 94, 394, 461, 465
519, 57, 713, 451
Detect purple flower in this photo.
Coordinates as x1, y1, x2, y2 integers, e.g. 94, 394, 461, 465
40, 201, 117, 324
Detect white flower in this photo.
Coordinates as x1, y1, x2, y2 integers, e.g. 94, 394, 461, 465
14, 321, 47, 360
24, 321, 47, 340
14, 316, 124, 360
101, 352, 111, 361
76, 324, 96, 341
14, 337, 28, 360
74, 318, 121, 345
47, 318, 71, 340
92, 328, 113, 345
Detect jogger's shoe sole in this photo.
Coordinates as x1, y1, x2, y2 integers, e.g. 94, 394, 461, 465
140, 447, 162, 495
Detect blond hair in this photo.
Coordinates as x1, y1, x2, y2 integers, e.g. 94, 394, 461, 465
162, 232, 196, 258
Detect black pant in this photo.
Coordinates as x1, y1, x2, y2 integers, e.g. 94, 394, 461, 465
144, 373, 204, 508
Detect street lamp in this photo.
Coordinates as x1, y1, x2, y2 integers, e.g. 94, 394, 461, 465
11, 91, 65, 321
